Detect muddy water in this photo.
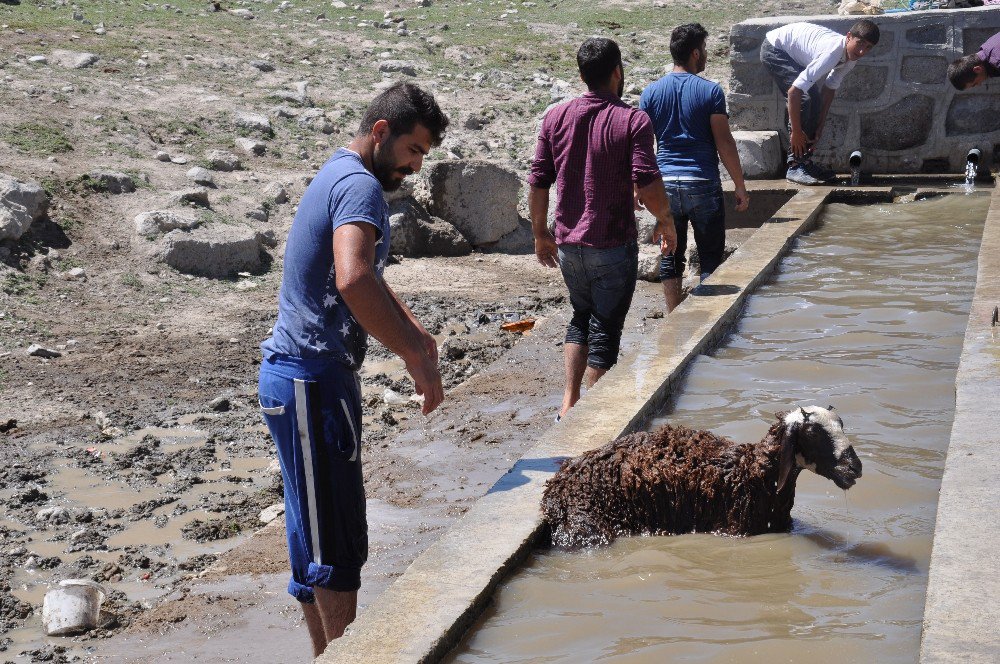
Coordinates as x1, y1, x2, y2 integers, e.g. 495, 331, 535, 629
450, 193, 989, 663
4, 423, 274, 658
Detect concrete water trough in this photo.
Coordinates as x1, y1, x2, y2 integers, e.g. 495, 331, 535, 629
319, 177, 1000, 663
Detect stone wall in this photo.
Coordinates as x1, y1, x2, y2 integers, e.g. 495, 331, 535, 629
728, 7, 1000, 173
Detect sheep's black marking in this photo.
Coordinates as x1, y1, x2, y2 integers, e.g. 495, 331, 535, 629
541, 407, 862, 548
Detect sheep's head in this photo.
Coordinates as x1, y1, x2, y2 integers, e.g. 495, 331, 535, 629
776, 406, 862, 492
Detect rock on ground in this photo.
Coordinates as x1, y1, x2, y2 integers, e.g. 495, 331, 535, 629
204, 150, 242, 172
134, 210, 200, 237
51, 49, 99, 69
422, 160, 521, 246
389, 198, 470, 257
233, 111, 273, 137
158, 226, 266, 278
87, 171, 136, 194
1, 173, 48, 242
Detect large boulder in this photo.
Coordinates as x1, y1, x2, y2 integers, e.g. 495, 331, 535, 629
422, 161, 521, 246
388, 198, 470, 257
158, 226, 266, 277
732, 131, 783, 179
1, 174, 48, 242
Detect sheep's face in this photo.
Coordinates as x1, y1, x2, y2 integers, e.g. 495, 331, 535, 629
781, 406, 862, 490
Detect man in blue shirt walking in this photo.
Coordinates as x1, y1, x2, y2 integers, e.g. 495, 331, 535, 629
640, 23, 749, 311
258, 82, 448, 657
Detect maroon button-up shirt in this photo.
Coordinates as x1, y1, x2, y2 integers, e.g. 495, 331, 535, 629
529, 91, 660, 248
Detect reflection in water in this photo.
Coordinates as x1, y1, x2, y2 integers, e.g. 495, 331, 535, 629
450, 194, 989, 663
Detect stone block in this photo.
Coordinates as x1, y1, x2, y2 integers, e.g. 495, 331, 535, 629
730, 35, 762, 54
962, 27, 999, 56
732, 131, 783, 179
159, 226, 265, 277
837, 65, 888, 102
423, 160, 520, 246
729, 63, 774, 97
814, 113, 850, 154
727, 97, 776, 131
945, 93, 1000, 136
906, 23, 949, 46
866, 30, 895, 59
900, 55, 948, 84
860, 94, 934, 151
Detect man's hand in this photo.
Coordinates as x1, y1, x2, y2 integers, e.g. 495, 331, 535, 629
534, 232, 559, 268
653, 218, 678, 256
790, 128, 810, 159
403, 349, 443, 416
734, 186, 750, 212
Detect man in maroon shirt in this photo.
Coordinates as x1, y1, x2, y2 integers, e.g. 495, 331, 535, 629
529, 37, 678, 420
948, 30, 1000, 90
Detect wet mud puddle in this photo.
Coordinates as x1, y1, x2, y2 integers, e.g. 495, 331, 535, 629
1, 419, 277, 660
449, 193, 990, 662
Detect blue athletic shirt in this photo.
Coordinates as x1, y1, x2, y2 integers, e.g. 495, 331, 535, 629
639, 73, 727, 181
261, 148, 390, 370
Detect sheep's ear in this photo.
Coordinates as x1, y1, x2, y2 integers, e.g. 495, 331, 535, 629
827, 404, 836, 412
777, 424, 797, 492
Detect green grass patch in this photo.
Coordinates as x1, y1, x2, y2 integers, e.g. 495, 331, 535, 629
1, 272, 45, 297
4, 122, 74, 156
120, 273, 144, 290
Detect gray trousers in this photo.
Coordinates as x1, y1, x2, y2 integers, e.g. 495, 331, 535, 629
760, 41, 822, 162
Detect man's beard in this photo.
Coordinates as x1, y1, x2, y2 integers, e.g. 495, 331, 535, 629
372, 137, 414, 192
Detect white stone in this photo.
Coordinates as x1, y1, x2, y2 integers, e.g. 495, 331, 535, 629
422, 161, 521, 246
731, 131, 783, 180
186, 166, 214, 185
258, 503, 285, 525
134, 210, 200, 236
50, 49, 99, 69
158, 226, 266, 278
1, 173, 48, 242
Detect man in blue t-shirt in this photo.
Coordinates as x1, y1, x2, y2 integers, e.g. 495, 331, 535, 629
640, 23, 749, 311
258, 82, 448, 657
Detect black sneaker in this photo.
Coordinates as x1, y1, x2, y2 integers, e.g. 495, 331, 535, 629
804, 160, 836, 182
786, 163, 822, 185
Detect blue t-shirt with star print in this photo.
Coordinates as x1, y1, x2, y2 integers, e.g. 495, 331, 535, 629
261, 148, 390, 371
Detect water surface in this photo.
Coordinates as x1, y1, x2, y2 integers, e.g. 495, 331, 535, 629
449, 193, 989, 663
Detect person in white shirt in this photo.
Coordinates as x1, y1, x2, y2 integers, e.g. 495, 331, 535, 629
760, 20, 880, 185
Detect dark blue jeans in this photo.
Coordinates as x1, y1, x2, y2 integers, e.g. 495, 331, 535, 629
659, 180, 726, 280
558, 240, 638, 370
760, 40, 821, 162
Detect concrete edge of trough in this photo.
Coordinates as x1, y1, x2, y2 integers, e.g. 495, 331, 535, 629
920, 181, 1000, 662
317, 185, 896, 664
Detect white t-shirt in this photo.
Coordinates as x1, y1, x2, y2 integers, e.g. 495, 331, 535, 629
765, 22, 856, 91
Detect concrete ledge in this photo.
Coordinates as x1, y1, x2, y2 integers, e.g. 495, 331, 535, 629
920, 180, 1000, 662
318, 186, 871, 664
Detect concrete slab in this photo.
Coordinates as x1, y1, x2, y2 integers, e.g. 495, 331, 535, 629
920, 180, 1000, 663
317, 185, 835, 664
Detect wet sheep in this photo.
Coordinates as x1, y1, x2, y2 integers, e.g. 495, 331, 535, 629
541, 406, 863, 548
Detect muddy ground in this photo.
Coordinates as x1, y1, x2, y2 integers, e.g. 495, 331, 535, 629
1, 0, 834, 661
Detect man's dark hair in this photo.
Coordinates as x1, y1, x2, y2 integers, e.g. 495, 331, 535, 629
848, 19, 880, 46
670, 23, 709, 65
577, 37, 622, 90
356, 82, 449, 146
948, 53, 982, 90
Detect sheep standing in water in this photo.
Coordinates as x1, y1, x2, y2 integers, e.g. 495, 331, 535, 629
542, 406, 862, 548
